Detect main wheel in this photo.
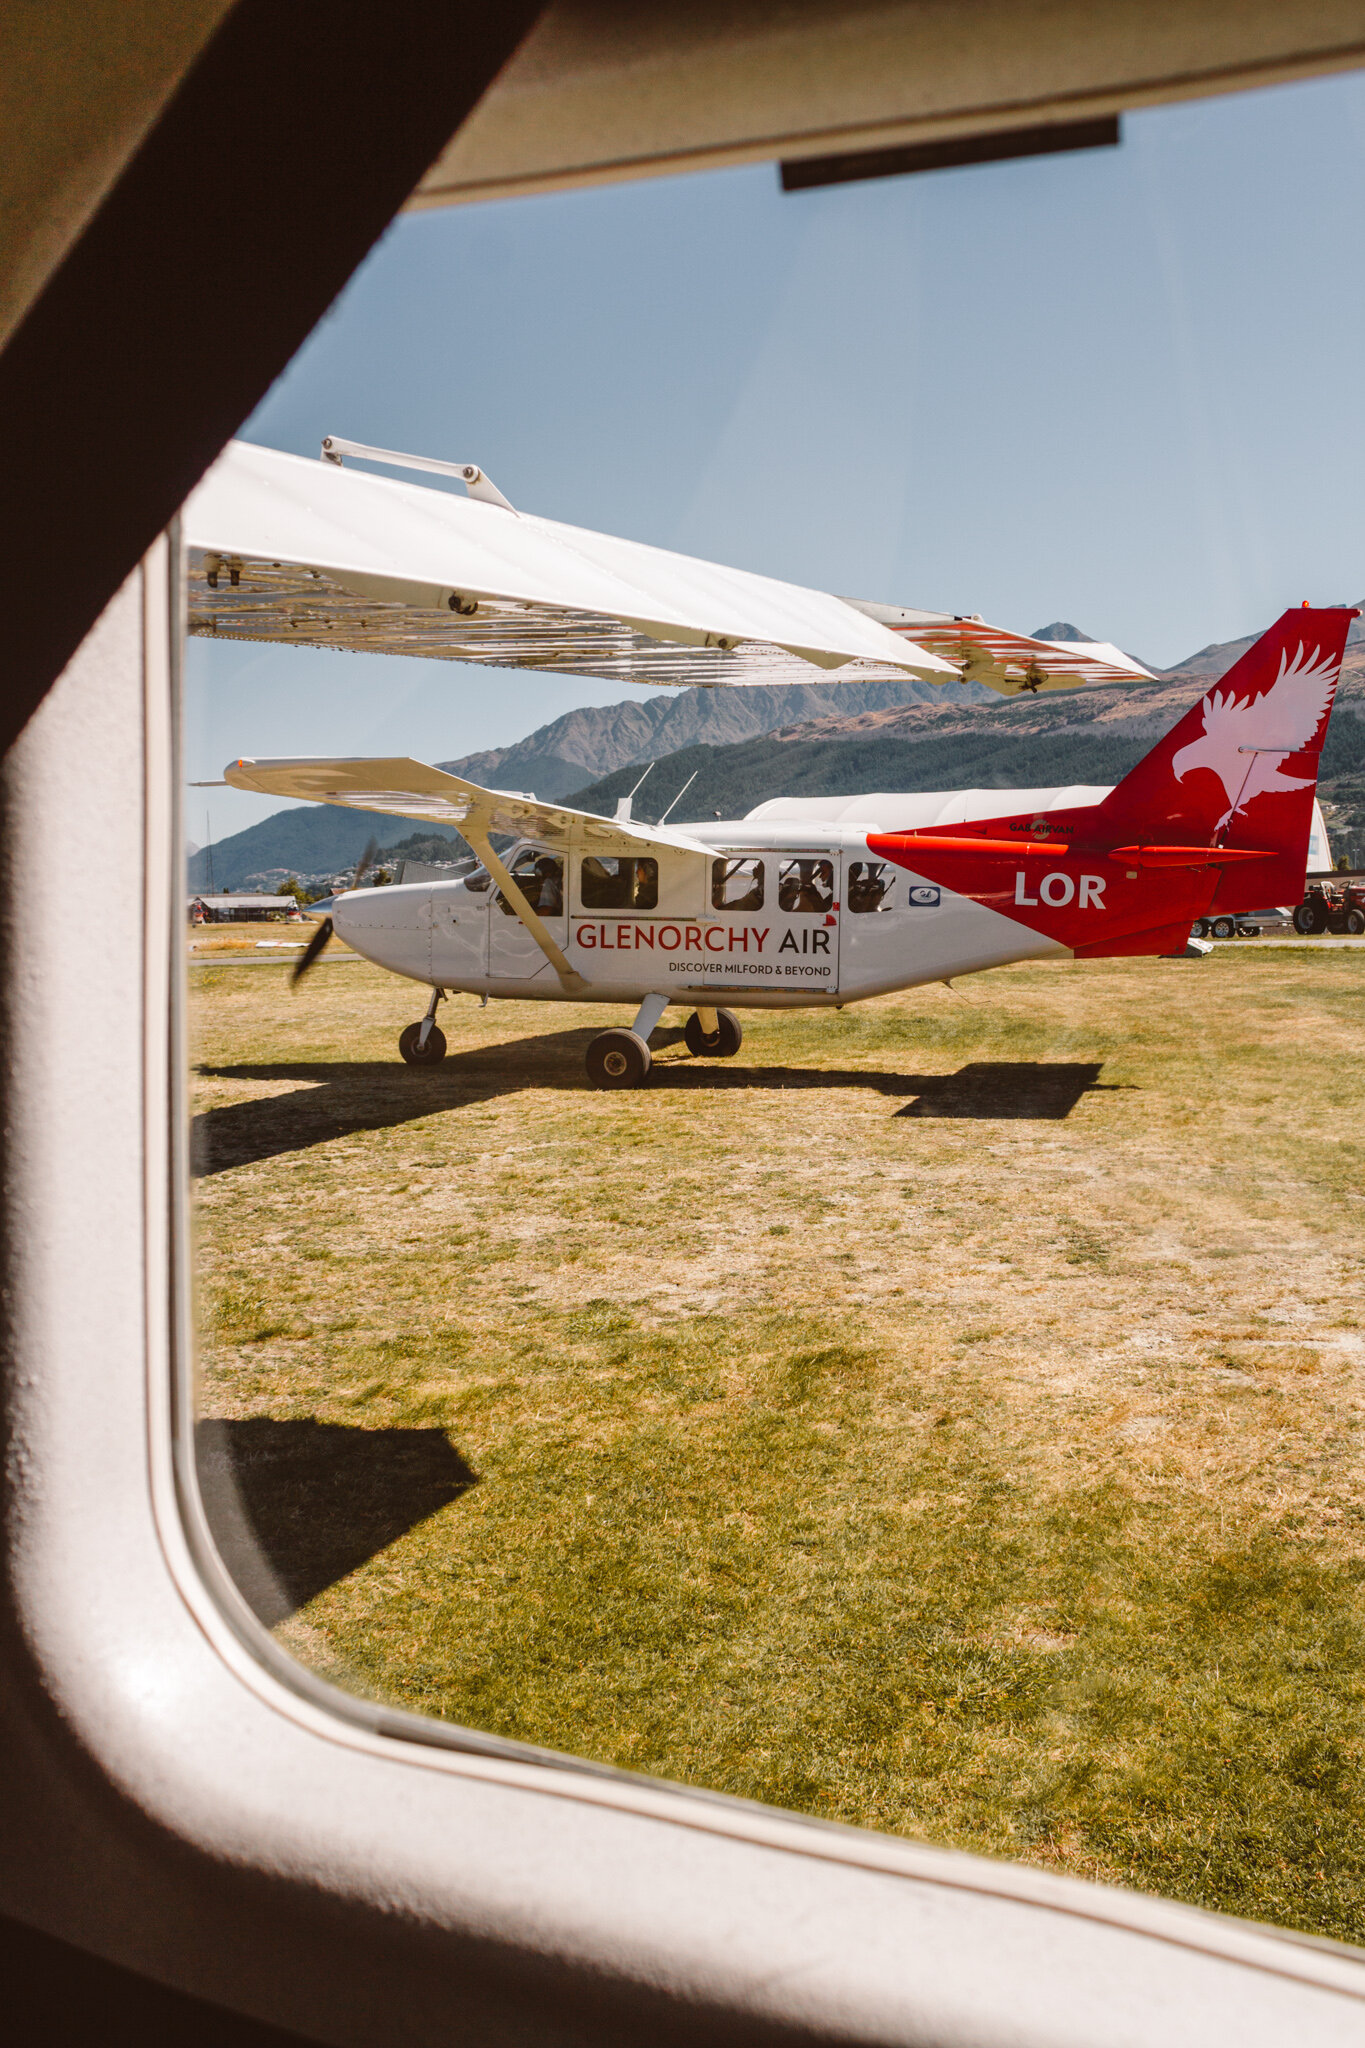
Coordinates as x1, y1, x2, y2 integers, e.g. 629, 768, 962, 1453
1293, 901, 1327, 935
1346, 908, 1365, 936
1210, 916, 1236, 940
683, 1008, 743, 1058
399, 1021, 447, 1065
586, 1028, 651, 1089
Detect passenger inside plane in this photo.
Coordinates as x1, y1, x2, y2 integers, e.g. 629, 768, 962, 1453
712, 857, 765, 910
778, 859, 835, 913
497, 849, 564, 914
581, 855, 660, 910
847, 861, 893, 913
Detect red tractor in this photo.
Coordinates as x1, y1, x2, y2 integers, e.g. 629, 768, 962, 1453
1292, 875, 1365, 935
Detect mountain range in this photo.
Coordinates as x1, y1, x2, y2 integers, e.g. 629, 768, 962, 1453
437, 671, 988, 802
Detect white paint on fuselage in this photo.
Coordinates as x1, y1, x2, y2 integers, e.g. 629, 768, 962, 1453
331, 792, 1085, 1009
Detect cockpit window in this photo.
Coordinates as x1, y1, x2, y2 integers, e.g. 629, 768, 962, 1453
496, 850, 564, 916
711, 857, 764, 910
580, 856, 658, 910
777, 858, 834, 913
847, 861, 893, 913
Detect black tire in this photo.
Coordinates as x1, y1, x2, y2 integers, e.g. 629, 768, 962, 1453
399, 1021, 447, 1065
1193, 920, 1210, 939
1346, 908, 1365, 936
683, 1008, 743, 1058
1293, 901, 1327, 936
586, 1028, 651, 1089
1210, 916, 1236, 940
1329, 914, 1348, 935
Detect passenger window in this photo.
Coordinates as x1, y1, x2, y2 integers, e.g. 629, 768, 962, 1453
711, 857, 764, 910
579, 855, 659, 910
776, 858, 834, 913
496, 850, 563, 916
847, 861, 893, 913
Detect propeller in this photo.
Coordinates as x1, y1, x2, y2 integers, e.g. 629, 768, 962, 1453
292, 837, 380, 987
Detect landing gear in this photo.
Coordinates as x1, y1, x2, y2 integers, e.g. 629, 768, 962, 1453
585, 992, 670, 1089
683, 1007, 742, 1058
399, 989, 447, 1065
586, 1029, 651, 1089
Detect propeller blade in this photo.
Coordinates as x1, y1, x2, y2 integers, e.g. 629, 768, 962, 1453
352, 836, 381, 890
291, 916, 334, 986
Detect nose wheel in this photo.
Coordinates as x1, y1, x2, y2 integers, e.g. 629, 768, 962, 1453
683, 1007, 742, 1058
399, 1021, 447, 1065
399, 989, 447, 1065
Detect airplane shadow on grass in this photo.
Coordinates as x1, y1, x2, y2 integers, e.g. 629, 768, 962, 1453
194, 1033, 1121, 1175
196, 1416, 476, 1625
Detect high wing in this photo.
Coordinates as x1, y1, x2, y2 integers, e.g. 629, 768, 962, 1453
223, 753, 714, 994
222, 754, 714, 858
187, 442, 957, 689
845, 601, 1153, 693
185, 441, 1151, 697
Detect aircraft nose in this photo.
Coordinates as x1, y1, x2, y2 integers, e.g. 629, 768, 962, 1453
333, 882, 431, 938
330, 885, 435, 974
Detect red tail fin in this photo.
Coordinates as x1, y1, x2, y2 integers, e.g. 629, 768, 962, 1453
1095, 604, 1354, 908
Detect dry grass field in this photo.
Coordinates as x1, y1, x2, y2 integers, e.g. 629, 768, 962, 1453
191, 948, 1365, 1940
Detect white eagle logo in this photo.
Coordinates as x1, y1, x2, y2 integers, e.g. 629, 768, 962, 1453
1171, 641, 1340, 831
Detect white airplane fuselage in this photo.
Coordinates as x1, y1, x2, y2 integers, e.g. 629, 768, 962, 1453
331, 784, 1108, 1010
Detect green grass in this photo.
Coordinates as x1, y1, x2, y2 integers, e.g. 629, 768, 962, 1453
192, 949, 1365, 1939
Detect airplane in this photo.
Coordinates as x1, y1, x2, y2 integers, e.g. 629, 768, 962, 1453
187, 438, 1352, 1086
223, 604, 1354, 1088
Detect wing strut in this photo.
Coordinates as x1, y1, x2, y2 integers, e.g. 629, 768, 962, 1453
463, 824, 587, 995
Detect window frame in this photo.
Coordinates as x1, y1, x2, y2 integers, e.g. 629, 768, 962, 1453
0, 528, 1360, 2043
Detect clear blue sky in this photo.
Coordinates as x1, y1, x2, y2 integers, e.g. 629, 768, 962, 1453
189, 71, 1365, 837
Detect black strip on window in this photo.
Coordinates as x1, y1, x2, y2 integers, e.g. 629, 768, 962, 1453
780, 115, 1120, 193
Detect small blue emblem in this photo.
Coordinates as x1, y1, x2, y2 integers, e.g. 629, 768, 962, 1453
908, 885, 941, 907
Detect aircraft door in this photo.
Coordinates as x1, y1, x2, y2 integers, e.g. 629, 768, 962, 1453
734, 850, 839, 996
487, 845, 567, 984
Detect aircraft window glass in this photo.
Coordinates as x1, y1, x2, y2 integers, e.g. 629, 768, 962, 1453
579, 856, 659, 910
711, 857, 764, 910
847, 861, 893, 913
496, 850, 563, 916
776, 858, 834, 913
183, 71, 1365, 1949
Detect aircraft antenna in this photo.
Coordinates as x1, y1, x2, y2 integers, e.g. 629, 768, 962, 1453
656, 769, 698, 825
614, 761, 655, 822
